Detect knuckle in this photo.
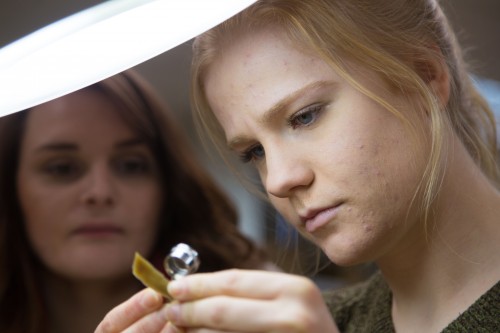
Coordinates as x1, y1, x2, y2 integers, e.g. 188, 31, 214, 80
275, 306, 316, 333
220, 269, 241, 294
208, 301, 227, 327
292, 277, 320, 298
180, 303, 195, 326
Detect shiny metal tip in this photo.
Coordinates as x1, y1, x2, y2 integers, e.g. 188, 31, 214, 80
164, 243, 200, 280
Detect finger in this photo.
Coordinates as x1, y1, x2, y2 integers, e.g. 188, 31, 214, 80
163, 325, 229, 333
161, 322, 185, 333
95, 288, 164, 333
121, 305, 171, 333
164, 296, 306, 332
164, 278, 340, 333
167, 269, 310, 301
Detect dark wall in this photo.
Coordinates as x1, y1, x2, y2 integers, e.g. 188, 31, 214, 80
440, 0, 500, 81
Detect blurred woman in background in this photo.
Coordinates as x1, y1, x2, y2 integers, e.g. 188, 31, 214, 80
0, 69, 271, 333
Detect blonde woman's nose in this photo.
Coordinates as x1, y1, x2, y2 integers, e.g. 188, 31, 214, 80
264, 148, 313, 198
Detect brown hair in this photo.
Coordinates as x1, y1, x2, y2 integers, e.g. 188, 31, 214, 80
0, 70, 268, 332
191, 0, 498, 222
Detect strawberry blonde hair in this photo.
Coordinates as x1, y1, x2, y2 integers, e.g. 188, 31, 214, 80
191, 0, 498, 223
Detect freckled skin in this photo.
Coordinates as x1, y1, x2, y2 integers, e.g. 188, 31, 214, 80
205, 28, 429, 266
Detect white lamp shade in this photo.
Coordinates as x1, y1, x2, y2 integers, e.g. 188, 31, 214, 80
0, 0, 257, 116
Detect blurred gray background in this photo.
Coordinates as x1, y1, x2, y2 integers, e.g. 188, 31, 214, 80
1, 0, 499, 258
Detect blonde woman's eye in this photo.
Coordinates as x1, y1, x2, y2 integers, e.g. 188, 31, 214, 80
239, 144, 265, 163
289, 104, 323, 129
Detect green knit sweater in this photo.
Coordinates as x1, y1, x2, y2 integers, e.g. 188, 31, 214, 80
323, 272, 499, 332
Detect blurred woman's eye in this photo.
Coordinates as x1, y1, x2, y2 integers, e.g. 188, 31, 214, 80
42, 159, 82, 181
113, 155, 152, 176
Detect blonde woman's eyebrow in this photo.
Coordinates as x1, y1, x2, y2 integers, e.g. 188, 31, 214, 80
258, 80, 337, 125
227, 135, 253, 151
227, 80, 337, 150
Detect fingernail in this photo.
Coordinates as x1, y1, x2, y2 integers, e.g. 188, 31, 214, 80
141, 288, 162, 309
164, 303, 181, 323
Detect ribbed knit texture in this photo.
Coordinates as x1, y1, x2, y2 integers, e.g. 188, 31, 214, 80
323, 272, 499, 332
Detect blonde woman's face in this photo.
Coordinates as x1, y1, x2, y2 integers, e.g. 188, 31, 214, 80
17, 89, 162, 281
204, 29, 428, 266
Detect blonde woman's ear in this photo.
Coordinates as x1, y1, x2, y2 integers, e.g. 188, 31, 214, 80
414, 45, 451, 107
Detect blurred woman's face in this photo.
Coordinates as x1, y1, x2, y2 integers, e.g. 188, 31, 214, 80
17, 89, 162, 281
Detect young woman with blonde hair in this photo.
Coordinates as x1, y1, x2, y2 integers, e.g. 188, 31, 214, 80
97, 1, 499, 332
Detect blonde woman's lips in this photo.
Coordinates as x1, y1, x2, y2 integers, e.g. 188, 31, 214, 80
301, 204, 341, 233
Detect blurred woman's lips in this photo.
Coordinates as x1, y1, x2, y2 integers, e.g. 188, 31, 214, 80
71, 223, 124, 237
300, 203, 343, 233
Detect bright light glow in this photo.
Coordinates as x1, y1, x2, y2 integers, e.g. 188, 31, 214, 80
0, 0, 257, 116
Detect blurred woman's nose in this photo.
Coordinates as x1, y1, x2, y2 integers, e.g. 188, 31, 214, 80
81, 164, 115, 206
264, 147, 313, 199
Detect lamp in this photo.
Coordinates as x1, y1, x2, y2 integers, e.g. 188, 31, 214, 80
0, 0, 257, 116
